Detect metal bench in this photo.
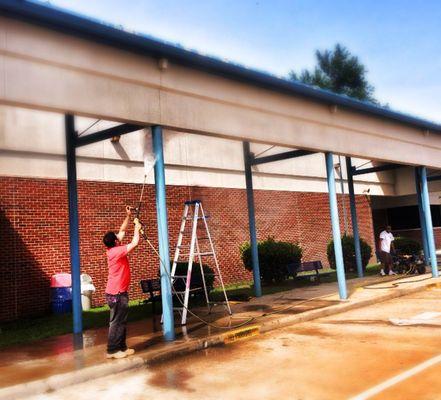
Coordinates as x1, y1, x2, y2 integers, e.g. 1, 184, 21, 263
140, 275, 206, 313
287, 260, 324, 284
139, 279, 162, 314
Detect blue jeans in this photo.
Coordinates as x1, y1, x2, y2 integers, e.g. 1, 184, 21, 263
106, 292, 129, 354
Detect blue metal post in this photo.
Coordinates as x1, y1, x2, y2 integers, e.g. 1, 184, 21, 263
325, 153, 348, 299
415, 167, 430, 265
345, 157, 363, 277
65, 115, 83, 335
419, 166, 438, 277
152, 126, 175, 341
243, 142, 262, 297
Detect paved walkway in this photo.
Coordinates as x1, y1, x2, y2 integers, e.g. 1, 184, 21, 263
0, 274, 438, 399
24, 287, 441, 400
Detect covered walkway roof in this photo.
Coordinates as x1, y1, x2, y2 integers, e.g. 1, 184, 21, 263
1, 0, 441, 169
0, 0, 440, 134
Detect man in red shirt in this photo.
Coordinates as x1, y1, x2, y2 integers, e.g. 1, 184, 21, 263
103, 206, 142, 359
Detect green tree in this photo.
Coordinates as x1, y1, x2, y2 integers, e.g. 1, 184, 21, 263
289, 44, 377, 103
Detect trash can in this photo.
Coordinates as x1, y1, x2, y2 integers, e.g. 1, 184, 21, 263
50, 273, 72, 314
80, 273, 96, 311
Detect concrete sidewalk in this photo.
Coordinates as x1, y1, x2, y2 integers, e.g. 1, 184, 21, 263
0, 273, 439, 400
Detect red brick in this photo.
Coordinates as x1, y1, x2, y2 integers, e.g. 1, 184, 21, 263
0, 177, 374, 322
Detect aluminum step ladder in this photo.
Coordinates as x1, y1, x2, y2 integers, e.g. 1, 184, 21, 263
170, 199, 232, 325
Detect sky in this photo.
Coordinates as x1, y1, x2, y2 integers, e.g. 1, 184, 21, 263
50, 0, 441, 123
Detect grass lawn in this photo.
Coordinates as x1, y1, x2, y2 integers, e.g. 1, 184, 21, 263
211, 263, 382, 301
0, 264, 382, 349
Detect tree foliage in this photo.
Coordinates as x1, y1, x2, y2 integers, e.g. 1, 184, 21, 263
289, 44, 377, 103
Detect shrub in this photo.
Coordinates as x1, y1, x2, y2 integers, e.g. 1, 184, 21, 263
240, 237, 303, 284
171, 262, 216, 293
393, 237, 421, 255
327, 234, 372, 272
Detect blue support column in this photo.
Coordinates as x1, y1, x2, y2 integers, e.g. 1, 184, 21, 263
152, 126, 175, 341
243, 142, 262, 297
325, 153, 348, 299
345, 157, 363, 277
415, 168, 430, 265
419, 166, 438, 277
65, 115, 83, 336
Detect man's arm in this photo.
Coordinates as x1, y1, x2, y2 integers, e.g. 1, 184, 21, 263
117, 206, 132, 242
127, 218, 142, 253
390, 235, 396, 253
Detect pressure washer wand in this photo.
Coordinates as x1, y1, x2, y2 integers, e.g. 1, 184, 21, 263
133, 174, 148, 240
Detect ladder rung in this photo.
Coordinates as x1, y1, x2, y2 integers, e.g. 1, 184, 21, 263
172, 275, 187, 279
183, 216, 209, 221
179, 252, 214, 257
173, 287, 203, 294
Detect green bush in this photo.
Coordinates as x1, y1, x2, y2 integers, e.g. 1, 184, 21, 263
171, 262, 216, 292
240, 237, 303, 284
327, 234, 372, 272
393, 237, 421, 255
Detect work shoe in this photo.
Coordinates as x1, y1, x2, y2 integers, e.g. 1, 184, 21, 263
389, 270, 397, 275
124, 348, 135, 356
106, 351, 127, 359
380, 269, 386, 276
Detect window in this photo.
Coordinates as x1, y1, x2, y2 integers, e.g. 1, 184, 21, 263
386, 205, 441, 230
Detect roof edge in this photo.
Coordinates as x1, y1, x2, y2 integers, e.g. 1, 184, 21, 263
0, 0, 440, 133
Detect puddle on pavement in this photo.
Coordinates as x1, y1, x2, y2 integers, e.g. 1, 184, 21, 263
287, 326, 333, 338
242, 304, 272, 312
148, 367, 195, 392
324, 319, 390, 326
146, 341, 261, 391
268, 301, 338, 316
148, 342, 263, 391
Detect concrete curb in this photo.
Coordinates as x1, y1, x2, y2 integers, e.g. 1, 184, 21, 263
0, 280, 433, 400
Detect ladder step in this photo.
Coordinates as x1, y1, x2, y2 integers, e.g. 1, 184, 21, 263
179, 252, 214, 257
173, 287, 203, 294
183, 216, 210, 221
177, 238, 209, 245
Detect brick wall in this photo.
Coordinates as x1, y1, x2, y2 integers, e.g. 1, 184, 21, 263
0, 176, 374, 322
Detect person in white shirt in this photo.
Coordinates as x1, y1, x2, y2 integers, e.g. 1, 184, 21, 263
379, 225, 396, 276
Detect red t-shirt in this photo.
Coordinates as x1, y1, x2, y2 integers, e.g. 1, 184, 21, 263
105, 245, 131, 295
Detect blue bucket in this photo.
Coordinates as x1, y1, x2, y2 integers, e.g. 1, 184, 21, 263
50, 287, 72, 314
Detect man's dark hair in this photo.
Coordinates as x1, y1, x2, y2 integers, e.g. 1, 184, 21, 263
103, 231, 118, 248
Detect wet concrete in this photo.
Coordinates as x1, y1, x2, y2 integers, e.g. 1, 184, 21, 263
0, 274, 436, 395
0, 279, 341, 388
148, 367, 195, 392
24, 288, 441, 400
0, 316, 167, 387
